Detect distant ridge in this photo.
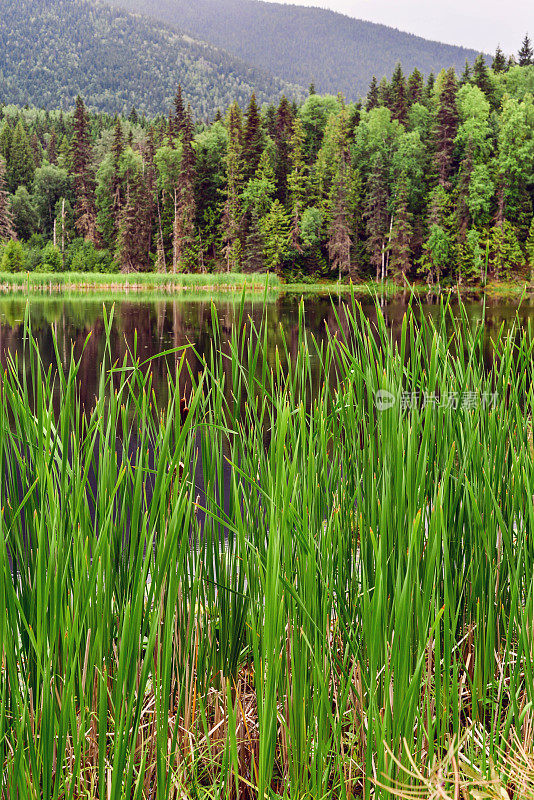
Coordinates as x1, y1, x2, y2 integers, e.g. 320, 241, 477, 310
0, 0, 303, 116
108, 0, 486, 98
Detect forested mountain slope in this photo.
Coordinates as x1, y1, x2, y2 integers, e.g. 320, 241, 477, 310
0, 0, 302, 116
108, 0, 484, 98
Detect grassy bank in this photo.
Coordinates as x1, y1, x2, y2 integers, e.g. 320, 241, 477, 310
0, 271, 280, 293
2, 298, 534, 797
0, 270, 532, 300
0, 268, 532, 302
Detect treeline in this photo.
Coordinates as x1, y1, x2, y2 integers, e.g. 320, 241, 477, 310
0, 43, 534, 284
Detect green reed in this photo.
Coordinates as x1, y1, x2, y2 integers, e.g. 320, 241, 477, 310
1, 294, 534, 798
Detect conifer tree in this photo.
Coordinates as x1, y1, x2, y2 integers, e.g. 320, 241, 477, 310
390, 63, 408, 124
7, 120, 35, 193
241, 148, 275, 271
0, 156, 16, 241
116, 152, 154, 273
492, 46, 507, 73
243, 94, 263, 182
0, 122, 12, 163
72, 96, 99, 244
222, 102, 243, 272
366, 77, 379, 111
460, 61, 471, 86
275, 96, 294, 206
287, 116, 307, 254
407, 69, 424, 104
47, 130, 57, 165
472, 55, 493, 101
389, 180, 413, 281
434, 69, 459, 187
425, 73, 436, 102
365, 153, 389, 281
489, 220, 524, 278
378, 78, 391, 108
174, 108, 197, 272
518, 34, 533, 66
173, 85, 186, 137
110, 118, 125, 242
327, 105, 352, 280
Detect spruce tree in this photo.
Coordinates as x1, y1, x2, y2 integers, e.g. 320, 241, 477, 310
366, 77, 379, 111
407, 69, 424, 105
378, 78, 391, 108
111, 118, 125, 242
175, 108, 197, 272
0, 156, 16, 241
173, 85, 186, 137
389, 180, 413, 281
518, 34, 533, 66
327, 106, 352, 280
7, 120, 35, 193
425, 73, 436, 103
47, 130, 57, 165
472, 55, 493, 101
0, 122, 12, 163
492, 46, 507, 73
434, 69, 459, 187
243, 94, 263, 182
274, 96, 294, 206
222, 102, 243, 272
365, 153, 389, 281
460, 61, 471, 86
390, 63, 408, 124
288, 117, 307, 255
72, 96, 99, 244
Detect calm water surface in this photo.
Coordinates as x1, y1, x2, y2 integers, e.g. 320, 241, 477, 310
0, 292, 532, 405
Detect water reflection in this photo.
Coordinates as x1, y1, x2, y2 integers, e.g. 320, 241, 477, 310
0, 293, 533, 408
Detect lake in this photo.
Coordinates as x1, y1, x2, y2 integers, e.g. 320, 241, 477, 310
0, 292, 532, 407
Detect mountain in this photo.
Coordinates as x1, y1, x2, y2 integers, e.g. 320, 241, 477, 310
108, 0, 485, 98
0, 0, 303, 117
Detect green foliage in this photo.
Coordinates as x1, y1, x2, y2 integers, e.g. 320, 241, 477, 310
0, 57, 533, 285
33, 163, 70, 237
300, 206, 324, 250
10, 186, 37, 240
489, 221, 525, 278
66, 239, 116, 272
0, 238, 24, 271
527, 218, 534, 266
40, 241, 63, 272
259, 199, 291, 271
421, 223, 451, 284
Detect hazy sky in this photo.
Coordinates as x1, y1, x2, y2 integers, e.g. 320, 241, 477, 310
269, 0, 532, 54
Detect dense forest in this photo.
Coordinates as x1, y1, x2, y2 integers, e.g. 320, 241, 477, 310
0, 46, 533, 285
0, 0, 300, 117
109, 0, 484, 100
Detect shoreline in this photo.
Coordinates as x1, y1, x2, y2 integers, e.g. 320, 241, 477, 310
0, 271, 532, 300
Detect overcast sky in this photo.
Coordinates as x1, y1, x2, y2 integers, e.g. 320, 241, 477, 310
269, 0, 532, 54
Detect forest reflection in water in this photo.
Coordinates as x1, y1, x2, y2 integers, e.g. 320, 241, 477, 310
0, 291, 532, 412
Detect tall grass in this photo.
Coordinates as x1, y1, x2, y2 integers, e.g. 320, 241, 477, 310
0, 271, 280, 290
1, 294, 534, 798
